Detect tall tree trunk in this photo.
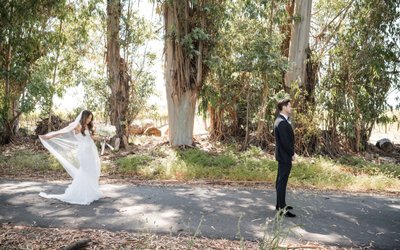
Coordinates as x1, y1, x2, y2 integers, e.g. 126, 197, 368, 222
163, 1, 211, 147
256, 74, 269, 140
256, 1, 275, 140
1, 32, 21, 144
165, 84, 197, 146
47, 20, 63, 133
281, 0, 295, 58
107, 0, 130, 149
280, 0, 295, 90
284, 0, 312, 88
164, 3, 196, 146
243, 85, 251, 150
209, 106, 223, 140
0, 28, 14, 144
304, 47, 317, 106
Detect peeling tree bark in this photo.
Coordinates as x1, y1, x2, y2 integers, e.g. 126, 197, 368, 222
106, 0, 130, 149
163, 1, 213, 147
164, 2, 197, 147
285, 0, 312, 88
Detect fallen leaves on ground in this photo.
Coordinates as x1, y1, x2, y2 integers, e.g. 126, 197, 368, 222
1, 223, 261, 249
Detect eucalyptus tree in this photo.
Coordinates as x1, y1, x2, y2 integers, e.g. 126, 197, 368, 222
284, 0, 312, 90
317, 0, 400, 152
163, 0, 226, 146
0, 0, 67, 144
120, 0, 157, 127
86, 0, 156, 146
36, 1, 98, 131
199, 0, 287, 146
106, 0, 130, 148
284, 0, 320, 119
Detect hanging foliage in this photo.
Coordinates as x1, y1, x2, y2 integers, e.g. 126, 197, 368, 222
163, 0, 226, 146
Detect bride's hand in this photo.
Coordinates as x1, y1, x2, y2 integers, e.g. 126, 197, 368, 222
91, 134, 102, 141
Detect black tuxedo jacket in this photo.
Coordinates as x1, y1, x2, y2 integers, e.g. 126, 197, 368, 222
274, 114, 295, 163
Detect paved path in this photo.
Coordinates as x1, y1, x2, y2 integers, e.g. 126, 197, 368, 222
0, 180, 399, 249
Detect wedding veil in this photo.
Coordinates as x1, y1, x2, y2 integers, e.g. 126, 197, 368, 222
39, 111, 83, 178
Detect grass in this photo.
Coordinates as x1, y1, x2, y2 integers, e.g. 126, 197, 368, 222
1, 144, 399, 192
113, 146, 278, 181
259, 209, 299, 250
0, 149, 63, 174
117, 155, 153, 174
337, 156, 400, 178
109, 145, 400, 192
290, 156, 400, 192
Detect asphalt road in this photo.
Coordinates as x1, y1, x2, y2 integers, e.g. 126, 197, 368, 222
0, 180, 399, 249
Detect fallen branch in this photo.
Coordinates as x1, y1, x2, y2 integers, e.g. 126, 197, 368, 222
59, 239, 91, 250
285, 244, 322, 249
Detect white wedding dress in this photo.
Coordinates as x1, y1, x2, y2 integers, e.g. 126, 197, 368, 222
39, 111, 103, 205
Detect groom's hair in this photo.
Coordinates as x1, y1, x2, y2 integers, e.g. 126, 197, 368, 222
277, 99, 291, 111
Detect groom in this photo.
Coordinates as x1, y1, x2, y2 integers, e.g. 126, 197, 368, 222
274, 98, 296, 217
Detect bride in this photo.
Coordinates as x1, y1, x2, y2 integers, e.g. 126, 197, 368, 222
39, 110, 103, 205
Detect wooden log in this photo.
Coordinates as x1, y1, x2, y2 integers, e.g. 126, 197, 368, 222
128, 124, 143, 135
142, 122, 155, 131
376, 138, 394, 153
144, 127, 161, 137
35, 115, 66, 136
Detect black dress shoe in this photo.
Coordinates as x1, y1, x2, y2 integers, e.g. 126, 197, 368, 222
278, 210, 296, 217
276, 205, 294, 211
284, 211, 296, 217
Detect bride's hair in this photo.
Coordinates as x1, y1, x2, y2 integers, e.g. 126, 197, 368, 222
80, 110, 94, 136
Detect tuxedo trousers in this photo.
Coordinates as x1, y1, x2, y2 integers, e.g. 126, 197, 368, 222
275, 161, 292, 209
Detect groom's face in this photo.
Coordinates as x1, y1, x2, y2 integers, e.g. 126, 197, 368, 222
283, 102, 292, 116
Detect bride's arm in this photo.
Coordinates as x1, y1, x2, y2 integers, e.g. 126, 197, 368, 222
39, 134, 54, 140
90, 125, 104, 141
39, 133, 59, 140
74, 124, 82, 134
91, 133, 104, 141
